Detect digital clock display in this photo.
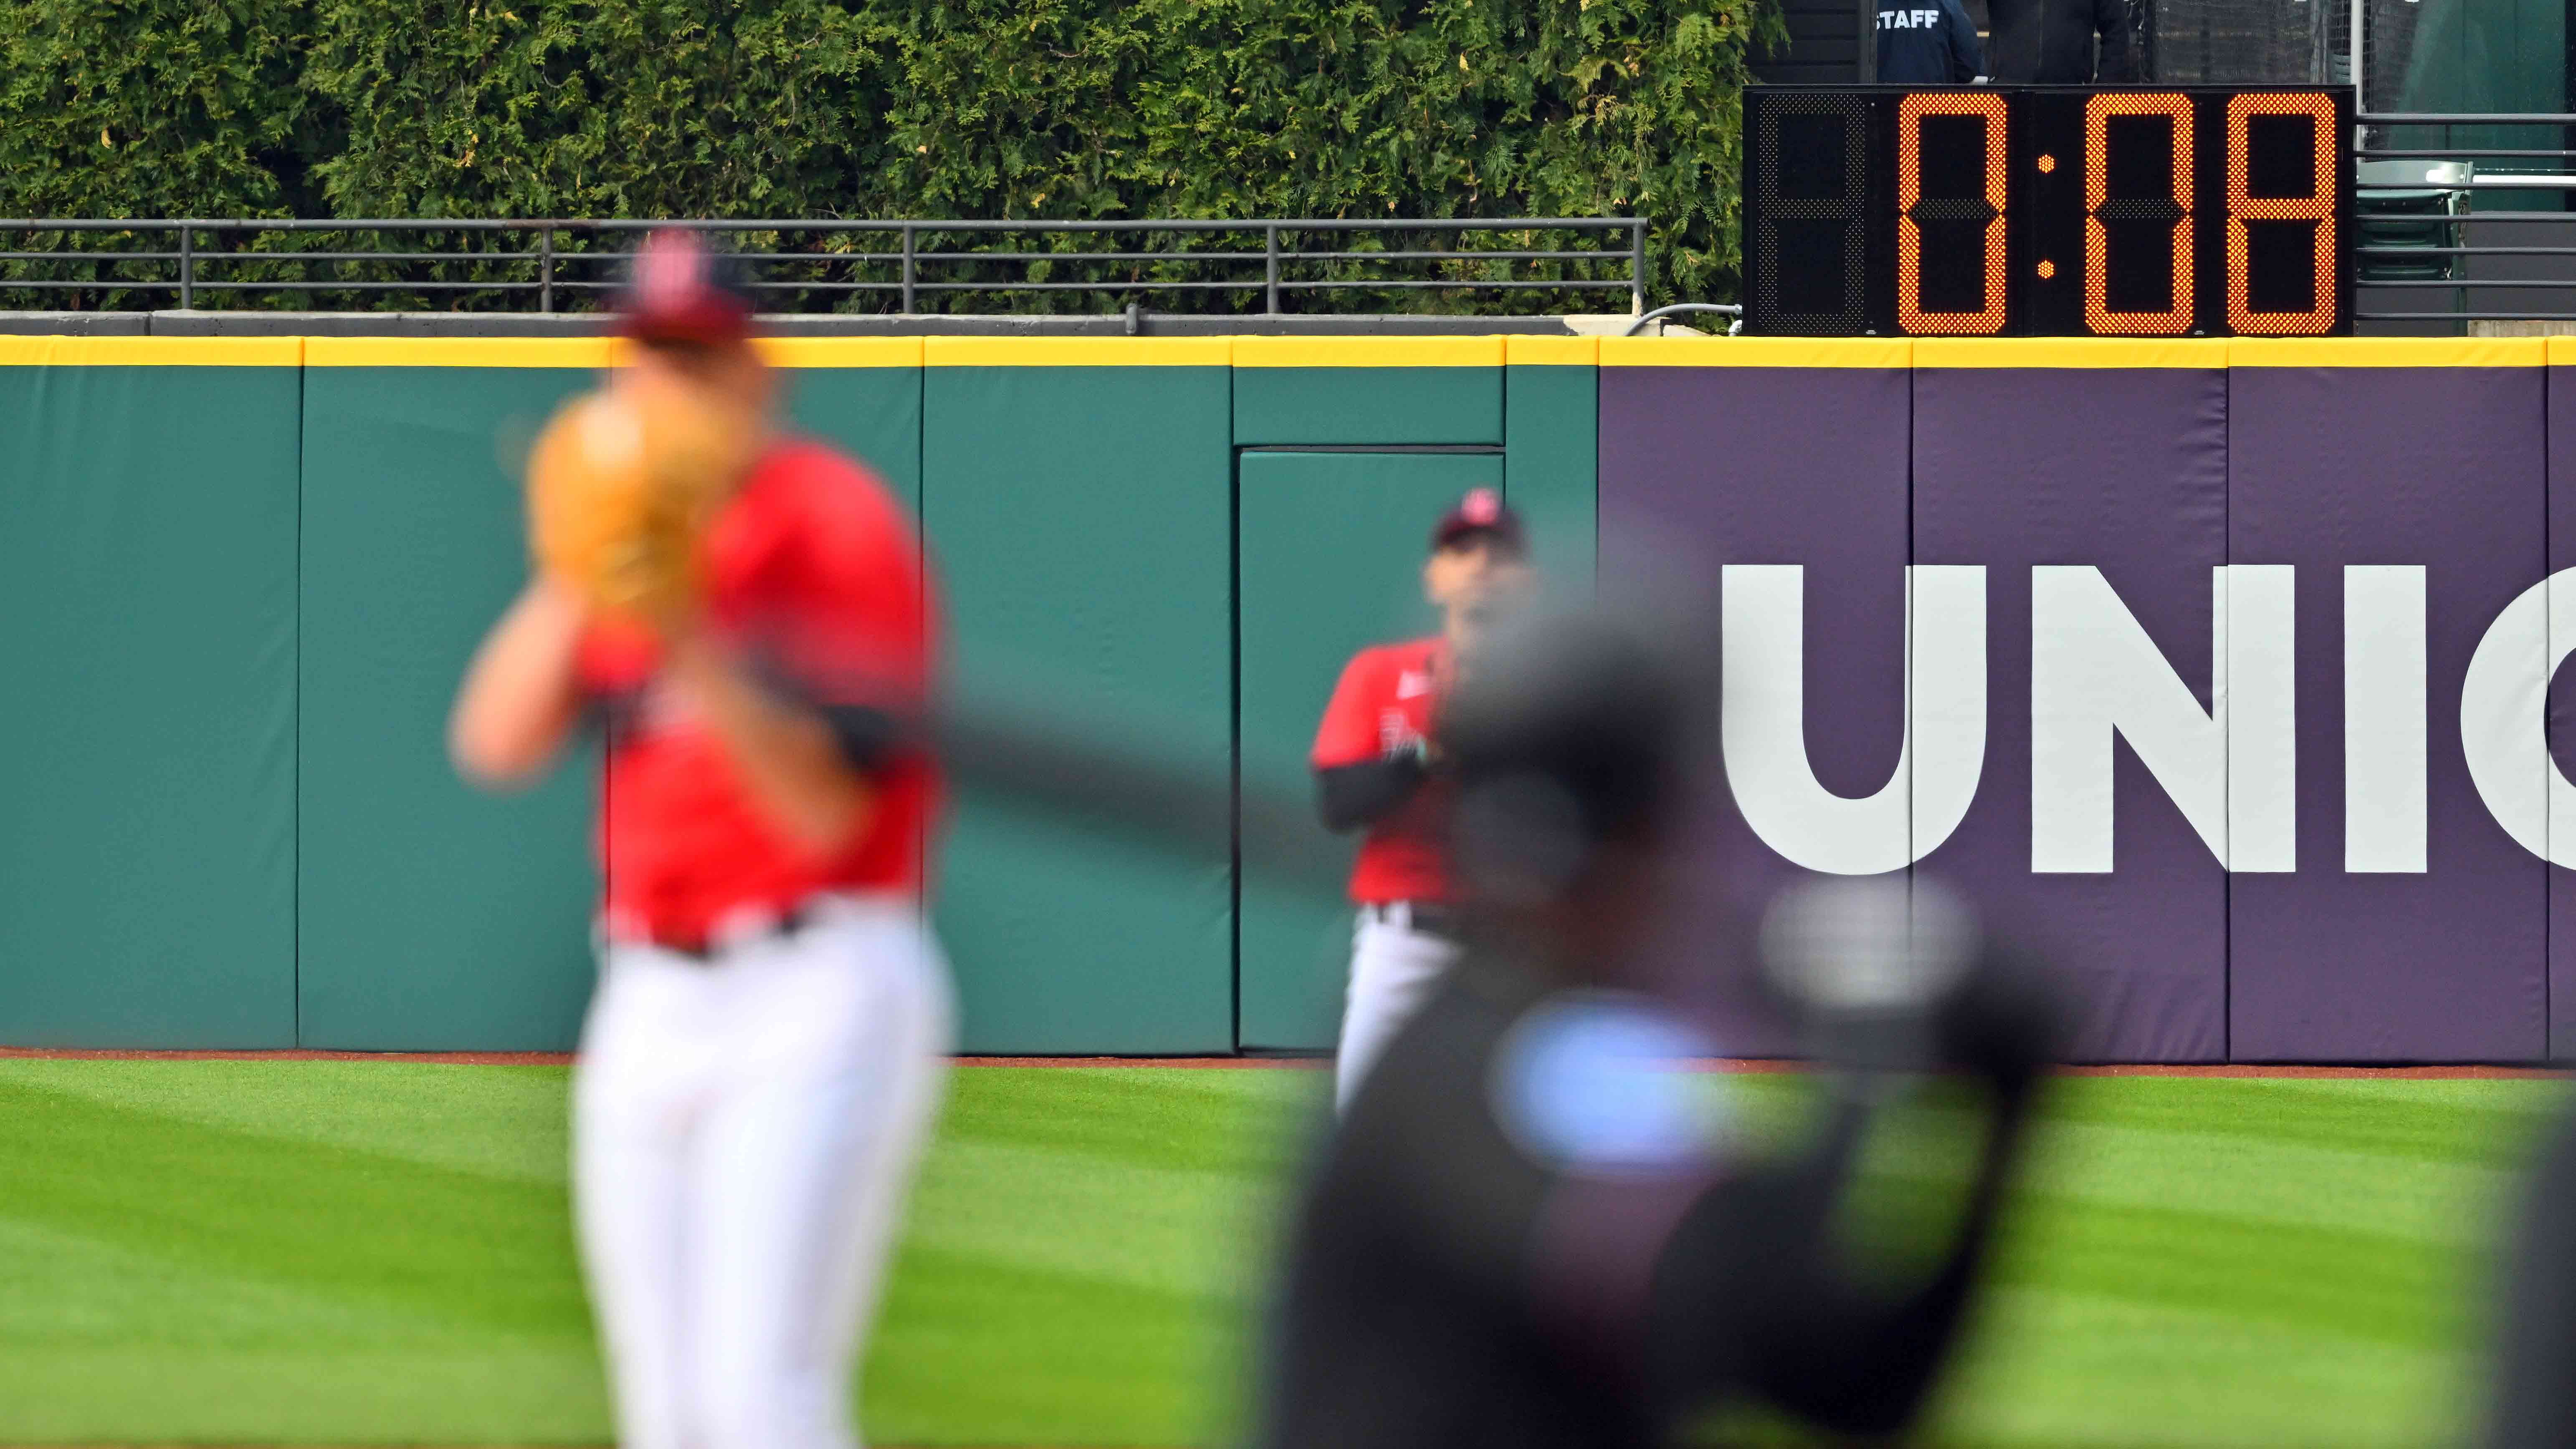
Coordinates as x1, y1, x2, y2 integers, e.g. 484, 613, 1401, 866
1743, 86, 2354, 337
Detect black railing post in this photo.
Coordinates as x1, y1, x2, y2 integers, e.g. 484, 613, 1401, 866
901, 224, 917, 314
1630, 219, 1645, 316
539, 225, 554, 313
179, 224, 194, 310
1265, 224, 1280, 314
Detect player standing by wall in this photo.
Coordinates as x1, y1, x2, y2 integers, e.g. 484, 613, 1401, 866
1263, 608, 2061, 1449
448, 232, 949, 1449
1311, 488, 1533, 1110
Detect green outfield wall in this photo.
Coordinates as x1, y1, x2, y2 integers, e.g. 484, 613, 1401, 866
0, 333, 1597, 1051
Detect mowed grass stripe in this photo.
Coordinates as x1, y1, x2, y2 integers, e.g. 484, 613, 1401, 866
1928, 1077, 2525, 1448
0, 1059, 574, 1183
1935, 1287, 2463, 1449
807, 1068, 1288, 1445
2040, 1077, 2562, 1167
0, 1078, 590, 1339
1987, 1188, 2466, 1347
2019, 1119, 2512, 1244
1991, 1081, 2504, 1353
869, 1243, 1243, 1448
0, 1345, 611, 1445
0, 1214, 405, 1348
907, 1137, 1275, 1299
936, 1067, 1320, 1177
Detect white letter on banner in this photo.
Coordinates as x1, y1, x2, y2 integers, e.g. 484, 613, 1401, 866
1721, 564, 1986, 875
2032, 565, 2293, 872
2460, 572, 2566, 865
1910, 566, 1990, 862
2229, 566, 2298, 871
2345, 566, 2428, 872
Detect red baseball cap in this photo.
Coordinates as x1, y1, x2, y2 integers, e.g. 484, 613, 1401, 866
615, 229, 757, 346
1432, 487, 1527, 556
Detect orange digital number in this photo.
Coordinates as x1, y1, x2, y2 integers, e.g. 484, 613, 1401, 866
2226, 92, 2339, 335
2084, 92, 2195, 335
1897, 91, 2009, 336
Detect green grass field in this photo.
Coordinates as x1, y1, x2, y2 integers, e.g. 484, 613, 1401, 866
0, 1059, 2552, 1446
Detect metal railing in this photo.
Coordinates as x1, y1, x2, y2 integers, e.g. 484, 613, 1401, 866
0, 217, 1647, 317
2355, 112, 2576, 326
1625, 302, 1742, 336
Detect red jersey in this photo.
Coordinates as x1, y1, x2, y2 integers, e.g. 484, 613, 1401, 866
1311, 637, 1450, 904
576, 436, 938, 947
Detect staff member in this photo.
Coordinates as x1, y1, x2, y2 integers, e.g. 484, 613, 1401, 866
1875, 0, 1987, 83
1310, 488, 1534, 1110
1261, 607, 2061, 1449
1985, 0, 2136, 80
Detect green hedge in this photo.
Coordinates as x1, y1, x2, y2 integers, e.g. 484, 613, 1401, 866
0, 0, 1779, 311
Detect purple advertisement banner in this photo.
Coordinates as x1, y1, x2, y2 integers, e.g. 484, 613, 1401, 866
1597, 338, 2563, 1063
2548, 365, 2576, 1055
1913, 362, 2231, 1061
2229, 365, 2546, 1061
1599, 358, 1911, 1054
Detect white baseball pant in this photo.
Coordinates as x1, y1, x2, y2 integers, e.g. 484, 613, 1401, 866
573, 893, 954, 1449
1333, 903, 1463, 1112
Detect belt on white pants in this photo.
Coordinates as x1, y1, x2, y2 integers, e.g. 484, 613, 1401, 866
597, 890, 910, 964
1363, 899, 1459, 938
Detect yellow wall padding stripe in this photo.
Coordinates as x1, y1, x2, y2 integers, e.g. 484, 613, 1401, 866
1231, 336, 1506, 368
758, 337, 924, 368
309, 336, 915, 368
1506, 335, 1599, 366
925, 336, 1233, 367
2232, 336, 2547, 367
8, 331, 2572, 369
0, 336, 305, 367
1599, 335, 2566, 368
1913, 337, 2227, 369
1598, 336, 1913, 368
305, 337, 621, 369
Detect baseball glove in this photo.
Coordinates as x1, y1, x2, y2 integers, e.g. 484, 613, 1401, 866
524, 377, 752, 627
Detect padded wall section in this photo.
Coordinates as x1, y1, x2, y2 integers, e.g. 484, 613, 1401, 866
298, 357, 926, 1049
1502, 341, 1599, 596
924, 351, 1235, 1053
298, 365, 600, 1049
1912, 351, 2232, 1062
1237, 451, 1503, 1049
1233, 339, 1503, 445
0, 357, 298, 1045
2546, 356, 2576, 1059
784, 366, 925, 508
1597, 348, 1913, 1055
2233, 354, 2546, 1062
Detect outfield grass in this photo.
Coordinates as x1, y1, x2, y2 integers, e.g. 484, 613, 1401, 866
0, 1059, 2552, 1446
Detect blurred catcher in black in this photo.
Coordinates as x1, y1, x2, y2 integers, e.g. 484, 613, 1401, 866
1253, 606, 2067, 1449
2488, 1110, 2576, 1448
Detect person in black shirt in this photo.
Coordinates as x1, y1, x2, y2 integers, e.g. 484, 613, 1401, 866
1256, 607, 2064, 1449
1876, 0, 1988, 84
1984, 0, 2136, 80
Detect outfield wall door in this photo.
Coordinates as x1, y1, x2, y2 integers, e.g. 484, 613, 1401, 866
1237, 450, 1502, 1050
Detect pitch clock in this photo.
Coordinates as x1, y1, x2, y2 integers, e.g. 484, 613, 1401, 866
1741, 85, 2354, 337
